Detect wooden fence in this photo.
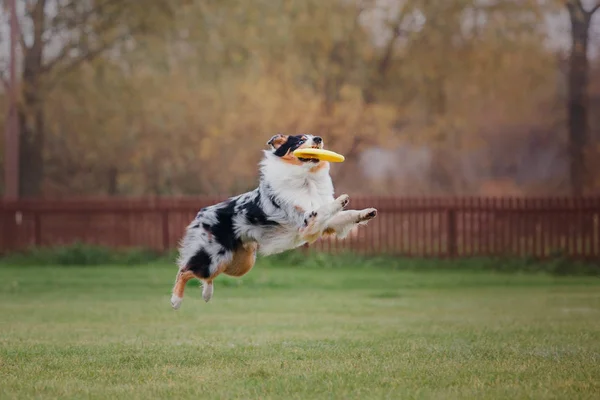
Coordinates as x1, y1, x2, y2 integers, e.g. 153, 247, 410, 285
1, 196, 600, 259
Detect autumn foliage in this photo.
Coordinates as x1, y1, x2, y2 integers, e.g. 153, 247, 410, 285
1, 0, 599, 197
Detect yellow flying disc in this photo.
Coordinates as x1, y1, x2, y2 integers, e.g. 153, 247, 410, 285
293, 148, 345, 163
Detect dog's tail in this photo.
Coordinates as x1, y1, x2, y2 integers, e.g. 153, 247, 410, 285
170, 269, 195, 310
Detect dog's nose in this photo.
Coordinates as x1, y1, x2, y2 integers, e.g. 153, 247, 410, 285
313, 137, 322, 144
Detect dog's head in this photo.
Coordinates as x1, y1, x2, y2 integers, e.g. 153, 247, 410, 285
266, 134, 324, 164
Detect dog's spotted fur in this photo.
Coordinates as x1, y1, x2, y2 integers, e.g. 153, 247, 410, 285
171, 134, 377, 308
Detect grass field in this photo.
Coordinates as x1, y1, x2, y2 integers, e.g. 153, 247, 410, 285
1, 259, 600, 399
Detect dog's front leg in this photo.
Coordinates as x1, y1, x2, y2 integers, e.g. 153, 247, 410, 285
323, 208, 378, 239
299, 194, 349, 242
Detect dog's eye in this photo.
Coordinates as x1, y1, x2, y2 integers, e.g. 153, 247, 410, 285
299, 139, 306, 144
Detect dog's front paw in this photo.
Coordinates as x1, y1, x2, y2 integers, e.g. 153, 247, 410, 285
335, 194, 350, 210
303, 210, 318, 227
357, 208, 377, 224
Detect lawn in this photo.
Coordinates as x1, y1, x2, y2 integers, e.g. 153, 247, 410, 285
1, 260, 600, 399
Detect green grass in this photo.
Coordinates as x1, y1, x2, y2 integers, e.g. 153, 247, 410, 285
2, 243, 599, 276
1, 259, 600, 399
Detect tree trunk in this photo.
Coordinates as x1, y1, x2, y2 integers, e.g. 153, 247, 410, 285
18, 0, 46, 198
566, 2, 595, 196
19, 54, 45, 197
18, 101, 44, 197
107, 166, 118, 195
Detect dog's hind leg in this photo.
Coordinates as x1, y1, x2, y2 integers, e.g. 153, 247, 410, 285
198, 243, 257, 303
201, 280, 214, 302
171, 270, 196, 310
171, 269, 221, 307
223, 242, 258, 278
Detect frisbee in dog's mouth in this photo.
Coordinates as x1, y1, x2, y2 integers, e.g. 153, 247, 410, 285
293, 148, 345, 163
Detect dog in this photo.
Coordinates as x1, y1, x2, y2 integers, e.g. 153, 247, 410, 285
170, 134, 377, 309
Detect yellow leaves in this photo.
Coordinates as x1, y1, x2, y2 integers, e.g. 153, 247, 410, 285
198, 137, 215, 161
32, 0, 577, 195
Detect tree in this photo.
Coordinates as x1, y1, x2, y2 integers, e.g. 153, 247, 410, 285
1, 0, 571, 196
7, 0, 176, 197
565, 0, 600, 195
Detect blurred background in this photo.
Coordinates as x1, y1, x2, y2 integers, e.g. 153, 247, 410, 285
1, 0, 599, 199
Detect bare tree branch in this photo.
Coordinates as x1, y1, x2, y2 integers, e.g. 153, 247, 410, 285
565, 0, 600, 16
379, 1, 418, 76
42, 5, 128, 74
28, 0, 47, 58
0, 0, 27, 49
49, 35, 127, 83
378, 21, 406, 77
360, 6, 410, 105
565, 0, 582, 13
0, 3, 10, 91
43, 0, 123, 45
16, 9, 29, 51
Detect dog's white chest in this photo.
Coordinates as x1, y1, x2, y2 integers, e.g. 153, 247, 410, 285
287, 175, 332, 211
303, 178, 322, 208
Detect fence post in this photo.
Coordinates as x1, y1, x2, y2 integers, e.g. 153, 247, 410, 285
0, 209, 4, 254
162, 211, 169, 252
447, 208, 457, 257
34, 211, 41, 247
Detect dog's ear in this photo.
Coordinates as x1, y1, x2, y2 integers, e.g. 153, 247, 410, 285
267, 134, 287, 150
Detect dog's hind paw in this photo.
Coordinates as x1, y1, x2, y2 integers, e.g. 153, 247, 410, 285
171, 295, 183, 310
202, 282, 213, 302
